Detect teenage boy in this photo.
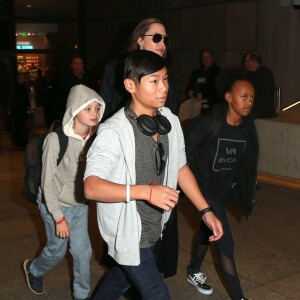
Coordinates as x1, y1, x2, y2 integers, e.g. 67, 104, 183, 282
84, 50, 223, 300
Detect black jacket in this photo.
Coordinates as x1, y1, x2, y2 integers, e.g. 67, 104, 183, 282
247, 65, 276, 118
186, 63, 222, 107
184, 105, 259, 217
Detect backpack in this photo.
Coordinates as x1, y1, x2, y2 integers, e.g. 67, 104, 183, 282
21, 125, 68, 204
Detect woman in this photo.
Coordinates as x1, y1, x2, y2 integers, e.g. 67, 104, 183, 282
100, 17, 178, 120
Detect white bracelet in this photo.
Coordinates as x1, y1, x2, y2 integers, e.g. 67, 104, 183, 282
126, 184, 130, 203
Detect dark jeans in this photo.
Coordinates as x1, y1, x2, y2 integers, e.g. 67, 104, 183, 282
92, 247, 171, 300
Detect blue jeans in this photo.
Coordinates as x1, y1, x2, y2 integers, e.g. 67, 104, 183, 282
92, 247, 171, 300
30, 200, 92, 299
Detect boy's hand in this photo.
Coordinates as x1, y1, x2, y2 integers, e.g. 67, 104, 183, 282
56, 219, 70, 239
150, 185, 180, 211
202, 212, 223, 241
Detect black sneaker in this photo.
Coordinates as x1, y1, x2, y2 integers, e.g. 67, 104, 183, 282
187, 266, 213, 295
23, 259, 44, 294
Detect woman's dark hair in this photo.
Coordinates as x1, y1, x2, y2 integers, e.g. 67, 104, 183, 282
216, 65, 250, 97
124, 50, 167, 83
127, 17, 169, 59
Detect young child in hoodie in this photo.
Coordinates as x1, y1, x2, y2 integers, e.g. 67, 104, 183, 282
23, 84, 105, 300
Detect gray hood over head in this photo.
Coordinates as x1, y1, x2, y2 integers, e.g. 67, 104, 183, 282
63, 84, 105, 137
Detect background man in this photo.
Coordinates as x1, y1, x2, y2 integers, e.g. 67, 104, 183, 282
186, 49, 222, 112
243, 51, 276, 119
56, 55, 95, 120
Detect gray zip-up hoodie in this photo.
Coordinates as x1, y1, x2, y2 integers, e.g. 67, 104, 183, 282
41, 84, 105, 220
84, 107, 186, 266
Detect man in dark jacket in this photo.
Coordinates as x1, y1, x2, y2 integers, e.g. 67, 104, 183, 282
186, 49, 222, 111
56, 55, 95, 120
8, 72, 30, 147
244, 51, 276, 118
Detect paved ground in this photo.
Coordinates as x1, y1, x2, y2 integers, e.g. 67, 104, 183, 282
0, 132, 300, 300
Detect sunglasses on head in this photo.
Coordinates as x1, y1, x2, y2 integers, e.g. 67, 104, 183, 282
142, 33, 170, 46
155, 142, 166, 176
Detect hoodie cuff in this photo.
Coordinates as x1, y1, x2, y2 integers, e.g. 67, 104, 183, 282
51, 209, 64, 222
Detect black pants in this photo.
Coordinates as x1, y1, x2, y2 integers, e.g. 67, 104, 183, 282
189, 199, 245, 300
11, 115, 28, 147
154, 206, 178, 278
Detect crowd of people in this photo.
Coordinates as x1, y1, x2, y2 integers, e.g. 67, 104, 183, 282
9, 16, 275, 300
180, 49, 276, 125
6, 55, 96, 148
7, 29, 276, 150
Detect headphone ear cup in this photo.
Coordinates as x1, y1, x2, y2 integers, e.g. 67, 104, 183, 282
153, 115, 172, 135
137, 115, 158, 136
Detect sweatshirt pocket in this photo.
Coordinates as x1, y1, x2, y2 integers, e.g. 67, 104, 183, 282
115, 202, 141, 252
58, 182, 76, 202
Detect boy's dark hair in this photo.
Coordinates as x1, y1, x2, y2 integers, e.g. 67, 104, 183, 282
216, 65, 250, 98
124, 50, 167, 83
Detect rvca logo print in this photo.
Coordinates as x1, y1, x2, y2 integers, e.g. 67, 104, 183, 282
212, 138, 246, 171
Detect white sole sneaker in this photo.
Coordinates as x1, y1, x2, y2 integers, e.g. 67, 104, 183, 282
187, 277, 213, 295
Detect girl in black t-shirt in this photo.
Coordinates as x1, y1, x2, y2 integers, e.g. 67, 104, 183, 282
184, 66, 258, 300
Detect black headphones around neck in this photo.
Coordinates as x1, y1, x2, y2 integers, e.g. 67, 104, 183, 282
125, 106, 171, 136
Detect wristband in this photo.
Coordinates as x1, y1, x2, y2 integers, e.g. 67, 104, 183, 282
126, 184, 130, 203
55, 217, 65, 224
199, 207, 214, 217
149, 181, 157, 204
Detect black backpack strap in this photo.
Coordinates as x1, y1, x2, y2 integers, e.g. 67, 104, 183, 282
54, 127, 68, 165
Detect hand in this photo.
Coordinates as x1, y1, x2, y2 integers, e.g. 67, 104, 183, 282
202, 212, 223, 241
55, 219, 70, 239
150, 185, 180, 211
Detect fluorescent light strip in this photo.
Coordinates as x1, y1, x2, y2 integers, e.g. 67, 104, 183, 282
282, 100, 300, 111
